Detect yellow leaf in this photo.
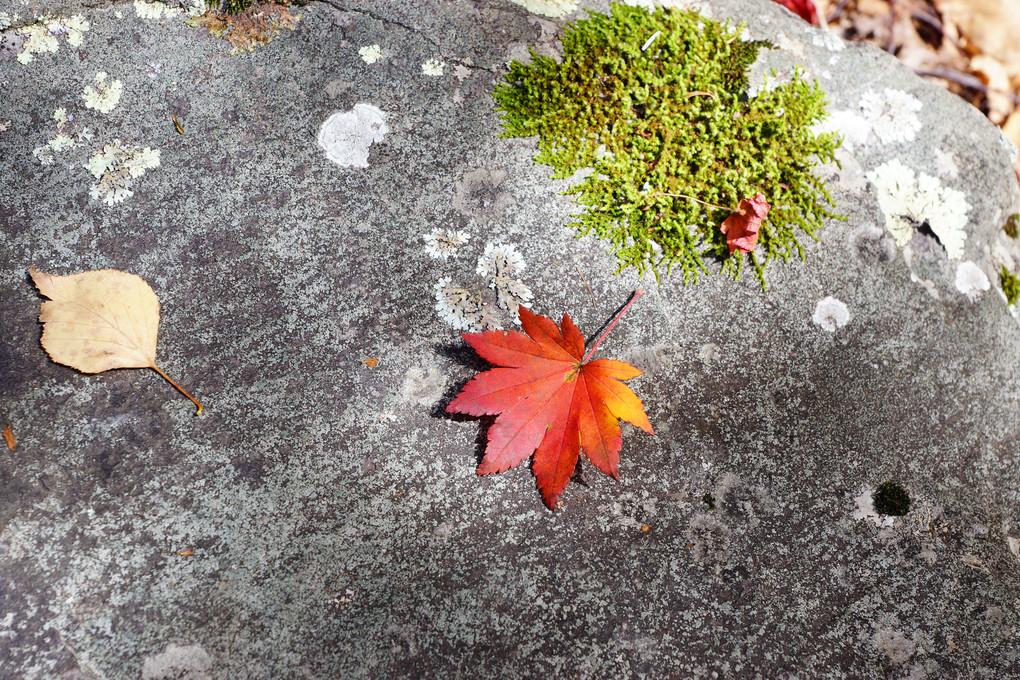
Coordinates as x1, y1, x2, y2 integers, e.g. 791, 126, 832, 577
30, 267, 203, 415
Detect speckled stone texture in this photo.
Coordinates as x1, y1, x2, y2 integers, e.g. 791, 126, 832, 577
3, 0, 1020, 677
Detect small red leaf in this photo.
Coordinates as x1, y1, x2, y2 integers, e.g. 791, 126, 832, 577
447, 298, 653, 510
720, 193, 771, 255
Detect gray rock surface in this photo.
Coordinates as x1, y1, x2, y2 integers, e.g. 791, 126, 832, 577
3, 0, 1020, 677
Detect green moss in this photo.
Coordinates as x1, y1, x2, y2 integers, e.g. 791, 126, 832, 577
1001, 265, 1020, 307
1004, 214, 1019, 239
493, 3, 841, 287
873, 481, 910, 516
702, 492, 715, 511
222, 0, 252, 14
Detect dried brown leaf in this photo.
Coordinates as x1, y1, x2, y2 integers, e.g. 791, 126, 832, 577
30, 267, 203, 414
2, 424, 14, 451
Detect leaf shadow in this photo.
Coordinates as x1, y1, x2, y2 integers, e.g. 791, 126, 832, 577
431, 341, 493, 468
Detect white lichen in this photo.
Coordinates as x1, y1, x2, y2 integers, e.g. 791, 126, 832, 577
476, 243, 525, 280
85, 140, 161, 206
476, 243, 533, 321
33, 146, 56, 165
812, 296, 850, 332
63, 15, 89, 46
421, 59, 446, 77
359, 44, 382, 64
32, 108, 89, 165
866, 159, 970, 259
317, 104, 388, 169
510, 0, 580, 17
134, 0, 182, 20
83, 72, 124, 114
0, 12, 11, 29
954, 261, 990, 300
0, 120, 11, 136
423, 229, 470, 260
434, 277, 500, 332
859, 89, 923, 145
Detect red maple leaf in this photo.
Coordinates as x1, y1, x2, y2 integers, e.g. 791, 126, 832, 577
447, 292, 654, 510
720, 193, 771, 255
772, 0, 819, 25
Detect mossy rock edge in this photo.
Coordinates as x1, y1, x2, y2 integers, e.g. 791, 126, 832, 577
494, 3, 843, 288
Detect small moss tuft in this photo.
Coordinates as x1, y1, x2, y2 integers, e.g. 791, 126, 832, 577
222, 0, 253, 14
1001, 265, 1020, 307
493, 3, 841, 287
873, 481, 910, 516
1004, 213, 1019, 239
702, 492, 715, 511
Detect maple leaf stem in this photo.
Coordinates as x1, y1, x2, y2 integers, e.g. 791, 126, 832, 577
582, 290, 643, 363
150, 364, 204, 415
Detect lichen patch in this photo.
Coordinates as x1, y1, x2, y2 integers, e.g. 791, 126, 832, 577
421, 58, 446, 77
134, 0, 182, 20
510, 0, 580, 18
317, 104, 388, 169
811, 296, 850, 332
434, 277, 500, 332
954, 261, 990, 300
85, 141, 161, 206
16, 15, 89, 64
423, 229, 471, 260
82, 72, 124, 114
476, 243, 533, 322
359, 44, 382, 64
866, 159, 970, 259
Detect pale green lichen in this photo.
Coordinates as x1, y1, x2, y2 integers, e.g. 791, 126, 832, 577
16, 14, 89, 64
86, 141, 161, 206
510, 0, 580, 18
134, 0, 182, 20
82, 72, 124, 114
359, 44, 382, 64
493, 3, 841, 287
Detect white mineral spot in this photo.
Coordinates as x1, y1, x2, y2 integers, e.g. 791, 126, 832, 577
317, 104, 388, 169
812, 30, 844, 52
954, 261, 990, 300
1008, 536, 1020, 561
359, 44, 382, 64
421, 58, 445, 76
853, 486, 893, 527
698, 343, 721, 363
812, 296, 850, 332
510, 0, 580, 17
141, 644, 213, 680
932, 148, 959, 179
